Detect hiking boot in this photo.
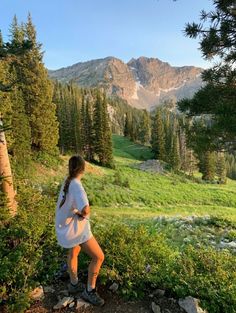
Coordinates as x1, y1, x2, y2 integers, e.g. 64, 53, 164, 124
68, 282, 85, 294
81, 288, 105, 306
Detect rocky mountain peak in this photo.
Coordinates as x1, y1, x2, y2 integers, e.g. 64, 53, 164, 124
49, 56, 204, 110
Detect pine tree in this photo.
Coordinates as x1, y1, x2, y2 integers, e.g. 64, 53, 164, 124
138, 110, 151, 144
178, 1, 236, 151
93, 91, 113, 167
80, 94, 86, 154
10, 14, 59, 154
201, 151, 216, 181
124, 113, 131, 137
102, 94, 113, 167
216, 152, 227, 184
151, 108, 166, 160
170, 134, 180, 171
163, 110, 171, 163
10, 87, 31, 174
84, 98, 94, 161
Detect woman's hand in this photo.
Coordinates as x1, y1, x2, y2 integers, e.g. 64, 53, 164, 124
81, 204, 90, 217
71, 205, 90, 220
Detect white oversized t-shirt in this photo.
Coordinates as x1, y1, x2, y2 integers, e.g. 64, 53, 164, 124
55, 178, 93, 248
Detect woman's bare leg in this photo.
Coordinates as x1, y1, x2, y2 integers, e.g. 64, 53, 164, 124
67, 245, 81, 285
80, 236, 104, 289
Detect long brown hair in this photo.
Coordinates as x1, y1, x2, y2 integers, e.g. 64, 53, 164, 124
59, 155, 85, 208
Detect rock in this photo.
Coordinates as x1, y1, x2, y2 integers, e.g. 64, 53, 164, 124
109, 282, 119, 292
58, 289, 69, 296
69, 302, 75, 308
151, 302, 161, 313
30, 286, 44, 300
163, 310, 171, 313
53, 296, 74, 310
76, 298, 90, 310
178, 296, 207, 313
153, 289, 165, 297
220, 241, 236, 249
43, 286, 55, 293
135, 159, 165, 174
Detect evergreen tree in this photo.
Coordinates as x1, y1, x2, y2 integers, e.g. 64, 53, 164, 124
138, 109, 151, 144
170, 134, 180, 171
124, 113, 131, 137
93, 91, 113, 167
84, 98, 94, 161
10, 14, 59, 154
216, 152, 227, 184
200, 151, 216, 181
10, 87, 31, 174
80, 94, 86, 154
151, 108, 166, 160
102, 94, 114, 167
163, 110, 171, 163
178, 0, 236, 150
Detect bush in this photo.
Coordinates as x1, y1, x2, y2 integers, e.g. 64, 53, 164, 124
171, 246, 236, 313
92, 222, 236, 313
93, 222, 177, 298
113, 170, 130, 188
0, 184, 64, 313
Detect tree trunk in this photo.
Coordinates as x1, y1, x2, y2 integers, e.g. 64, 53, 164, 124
0, 118, 17, 216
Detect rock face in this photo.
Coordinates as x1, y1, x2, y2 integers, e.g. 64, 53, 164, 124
48, 56, 203, 110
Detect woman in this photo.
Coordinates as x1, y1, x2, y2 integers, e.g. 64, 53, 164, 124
55, 155, 105, 306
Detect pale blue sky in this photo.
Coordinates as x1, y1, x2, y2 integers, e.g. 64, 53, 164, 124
0, 0, 214, 70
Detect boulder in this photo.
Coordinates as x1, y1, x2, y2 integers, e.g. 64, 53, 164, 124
151, 302, 161, 313
178, 296, 207, 313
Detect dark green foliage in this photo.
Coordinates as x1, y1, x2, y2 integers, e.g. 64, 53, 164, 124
0, 184, 64, 313
9, 88, 31, 176
93, 92, 114, 167
179, 0, 236, 150
199, 151, 216, 181
216, 152, 227, 184
226, 152, 236, 180
124, 113, 131, 138
170, 134, 180, 171
53, 84, 114, 167
113, 170, 130, 188
94, 222, 236, 312
151, 108, 166, 160
9, 15, 59, 154
138, 109, 151, 144
184, 0, 236, 64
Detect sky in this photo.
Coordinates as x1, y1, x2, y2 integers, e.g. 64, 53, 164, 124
0, 0, 214, 70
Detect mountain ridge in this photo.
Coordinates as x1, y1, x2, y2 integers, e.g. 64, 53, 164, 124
48, 56, 203, 110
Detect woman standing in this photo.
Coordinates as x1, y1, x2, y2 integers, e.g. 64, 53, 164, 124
55, 155, 105, 306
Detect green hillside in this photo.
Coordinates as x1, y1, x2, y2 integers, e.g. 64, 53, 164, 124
83, 135, 236, 222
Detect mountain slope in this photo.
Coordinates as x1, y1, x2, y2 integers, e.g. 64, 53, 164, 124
48, 56, 203, 110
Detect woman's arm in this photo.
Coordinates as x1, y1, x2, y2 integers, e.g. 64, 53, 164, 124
74, 204, 90, 219
81, 204, 90, 216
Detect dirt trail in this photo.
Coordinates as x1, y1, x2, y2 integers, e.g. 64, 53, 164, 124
26, 277, 184, 313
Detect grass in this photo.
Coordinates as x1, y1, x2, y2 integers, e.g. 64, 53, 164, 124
34, 134, 236, 224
